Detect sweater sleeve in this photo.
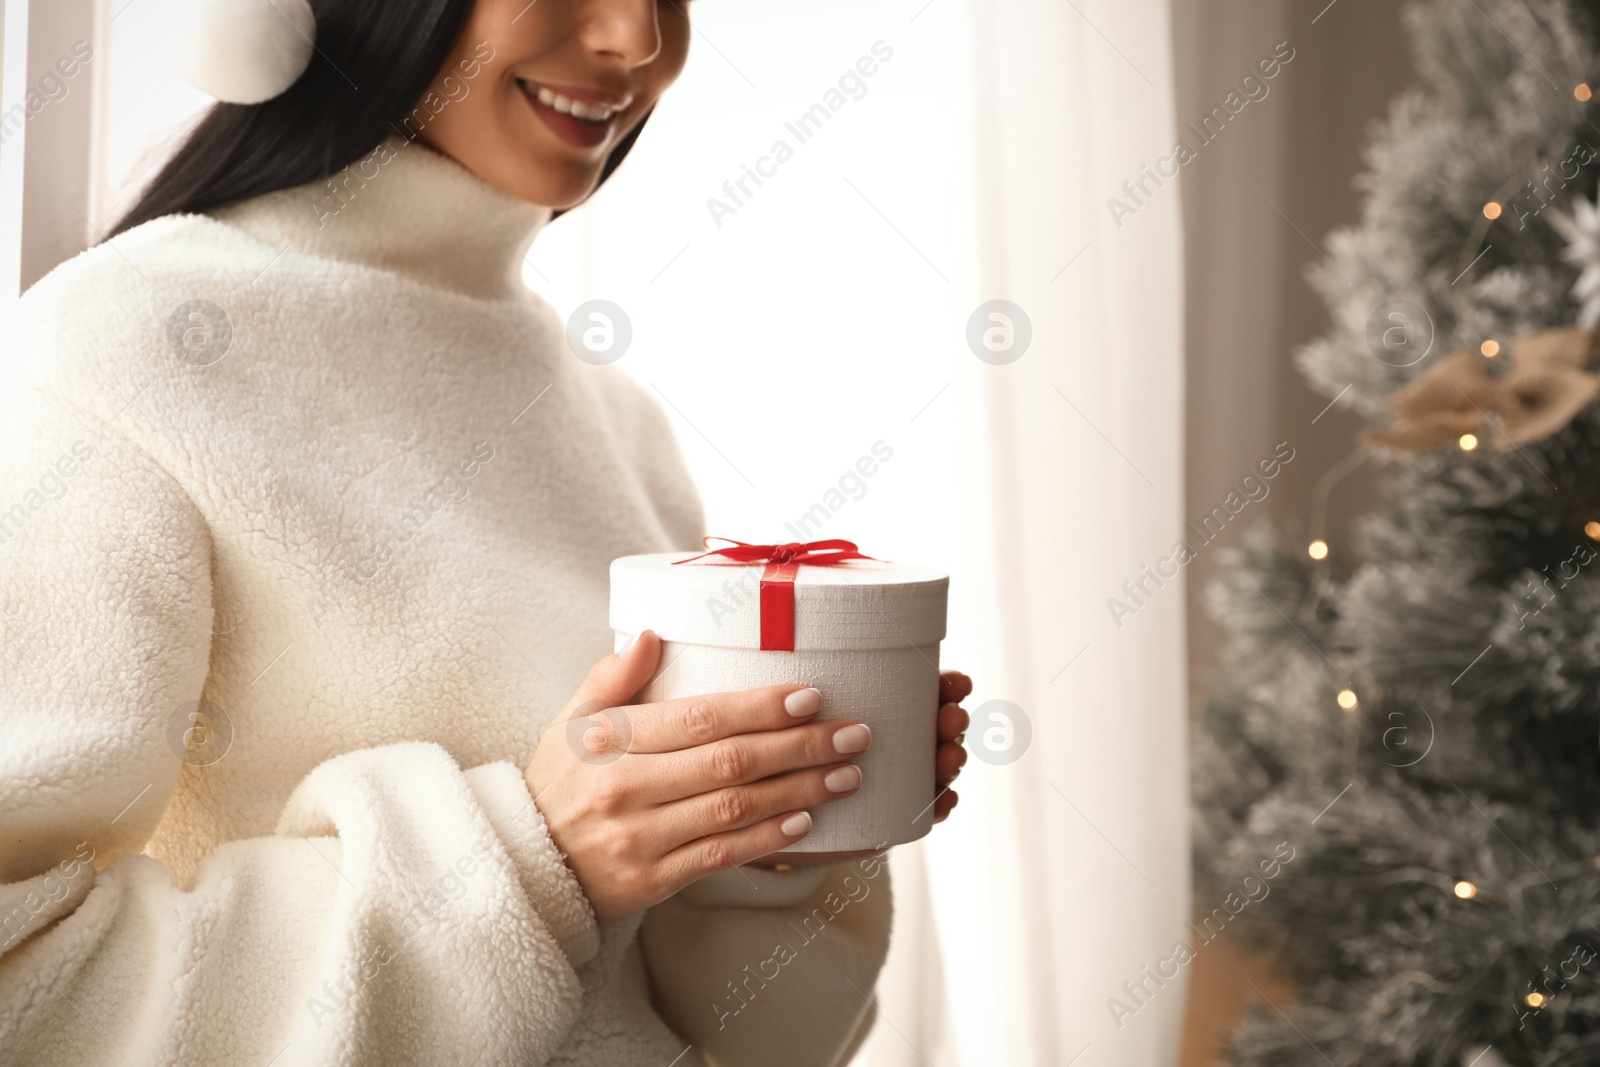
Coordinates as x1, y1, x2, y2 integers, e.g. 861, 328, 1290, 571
637, 857, 894, 1067
0, 390, 598, 1066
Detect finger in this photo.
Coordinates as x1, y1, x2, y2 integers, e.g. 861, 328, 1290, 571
648, 719, 873, 802
560, 630, 663, 722
747, 849, 877, 868
934, 789, 959, 823
662, 808, 817, 882
622, 684, 825, 754
936, 740, 966, 785
939, 670, 973, 705
936, 702, 968, 743
660, 761, 862, 849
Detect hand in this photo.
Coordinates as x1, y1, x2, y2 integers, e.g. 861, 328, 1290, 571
523, 631, 871, 922
747, 667, 973, 868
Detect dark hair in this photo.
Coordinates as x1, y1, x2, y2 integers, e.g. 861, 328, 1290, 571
106, 0, 647, 239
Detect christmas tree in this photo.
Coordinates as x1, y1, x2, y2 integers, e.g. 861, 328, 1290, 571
1196, 1, 1600, 1063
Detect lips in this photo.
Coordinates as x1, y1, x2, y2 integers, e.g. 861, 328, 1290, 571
516, 79, 632, 150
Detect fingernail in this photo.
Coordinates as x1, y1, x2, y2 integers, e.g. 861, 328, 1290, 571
824, 765, 862, 793
784, 687, 823, 718
781, 811, 812, 837
833, 724, 872, 754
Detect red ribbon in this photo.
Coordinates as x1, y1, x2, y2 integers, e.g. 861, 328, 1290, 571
672, 537, 878, 651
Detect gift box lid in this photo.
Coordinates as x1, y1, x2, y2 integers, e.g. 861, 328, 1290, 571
610, 550, 948, 651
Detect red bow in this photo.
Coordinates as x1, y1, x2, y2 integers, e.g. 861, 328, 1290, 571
673, 537, 878, 650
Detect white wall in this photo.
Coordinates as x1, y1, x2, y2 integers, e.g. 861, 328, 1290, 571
1, 0, 99, 300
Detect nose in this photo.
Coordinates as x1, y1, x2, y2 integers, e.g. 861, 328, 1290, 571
580, 0, 664, 68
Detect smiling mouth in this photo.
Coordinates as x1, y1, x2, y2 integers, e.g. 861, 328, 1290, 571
516, 79, 631, 123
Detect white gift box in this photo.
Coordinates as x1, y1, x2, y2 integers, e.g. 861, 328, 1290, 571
609, 545, 949, 853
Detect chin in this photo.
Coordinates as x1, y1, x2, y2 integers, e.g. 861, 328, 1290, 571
519, 179, 601, 211
519, 160, 605, 211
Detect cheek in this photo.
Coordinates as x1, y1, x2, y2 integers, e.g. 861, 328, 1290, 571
654, 13, 693, 93
458, 71, 523, 143
486, 77, 527, 130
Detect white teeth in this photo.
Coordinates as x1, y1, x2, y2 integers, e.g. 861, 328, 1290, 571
527, 82, 619, 123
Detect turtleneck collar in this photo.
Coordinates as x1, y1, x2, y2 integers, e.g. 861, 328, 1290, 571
209, 135, 552, 301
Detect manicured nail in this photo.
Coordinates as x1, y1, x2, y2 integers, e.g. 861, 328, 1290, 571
781, 811, 812, 836
824, 765, 862, 793
832, 724, 872, 754
784, 687, 823, 718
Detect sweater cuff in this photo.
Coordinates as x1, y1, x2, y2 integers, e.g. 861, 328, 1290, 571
463, 762, 600, 966
675, 863, 833, 908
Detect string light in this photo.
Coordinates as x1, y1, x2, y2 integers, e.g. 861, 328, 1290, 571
1459, 433, 1479, 451
772, 863, 793, 872
1480, 339, 1500, 357
1453, 880, 1478, 900
1337, 689, 1359, 711
1527, 991, 1548, 1009
1578, 83, 1594, 102
1483, 201, 1503, 220
1586, 521, 1600, 541
1308, 539, 1330, 561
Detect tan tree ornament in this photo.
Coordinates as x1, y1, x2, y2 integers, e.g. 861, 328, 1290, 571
1364, 326, 1600, 452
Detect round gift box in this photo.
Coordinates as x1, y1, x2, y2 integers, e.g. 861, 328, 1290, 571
609, 550, 949, 853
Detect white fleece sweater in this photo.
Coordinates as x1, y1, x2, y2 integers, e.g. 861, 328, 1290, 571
0, 135, 891, 1067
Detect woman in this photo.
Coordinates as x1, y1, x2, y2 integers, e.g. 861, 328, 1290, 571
0, 0, 971, 1064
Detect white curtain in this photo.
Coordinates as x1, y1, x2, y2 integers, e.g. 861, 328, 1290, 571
861, 0, 1190, 1064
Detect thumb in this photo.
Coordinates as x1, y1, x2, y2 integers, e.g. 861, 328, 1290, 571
563, 629, 662, 719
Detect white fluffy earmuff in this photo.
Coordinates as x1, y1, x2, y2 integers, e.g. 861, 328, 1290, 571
176, 0, 317, 105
